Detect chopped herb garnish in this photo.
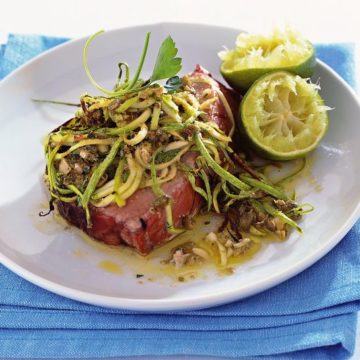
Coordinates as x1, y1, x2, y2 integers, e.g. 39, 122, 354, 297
154, 149, 180, 164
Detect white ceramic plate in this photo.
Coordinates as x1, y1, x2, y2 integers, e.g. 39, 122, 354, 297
1, 23, 360, 311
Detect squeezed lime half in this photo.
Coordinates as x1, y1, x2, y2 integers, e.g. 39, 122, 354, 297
219, 28, 316, 91
240, 71, 330, 160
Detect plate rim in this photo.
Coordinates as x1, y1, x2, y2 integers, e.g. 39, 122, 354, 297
1, 22, 360, 311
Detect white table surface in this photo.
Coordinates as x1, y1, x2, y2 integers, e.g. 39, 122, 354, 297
1, 0, 359, 358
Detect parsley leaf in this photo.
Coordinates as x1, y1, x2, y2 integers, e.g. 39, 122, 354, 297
150, 36, 182, 82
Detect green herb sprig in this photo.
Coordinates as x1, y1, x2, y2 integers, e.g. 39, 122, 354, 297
83, 31, 182, 98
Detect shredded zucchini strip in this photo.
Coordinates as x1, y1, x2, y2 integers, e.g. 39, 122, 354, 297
115, 96, 139, 113
131, 98, 156, 109
161, 94, 182, 122
92, 158, 144, 208
199, 169, 212, 211
114, 157, 125, 206
119, 163, 144, 200
195, 121, 231, 143
222, 181, 253, 200
124, 124, 148, 145
212, 182, 222, 213
150, 102, 161, 130
46, 144, 61, 192
200, 97, 217, 110
117, 155, 140, 197
202, 139, 221, 164
81, 137, 123, 224
102, 108, 152, 136
164, 140, 189, 151
88, 99, 112, 111
194, 132, 250, 191
262, 202, 303, 234
187, 173, 208, 202
150, 150, 183, 234
55, 139, 114, 160
141, 165, 177, 188
251, 199, 303, 234
239, 174, 289, 201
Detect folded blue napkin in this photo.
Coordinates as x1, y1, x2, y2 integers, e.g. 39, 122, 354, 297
0, 34, 358, 359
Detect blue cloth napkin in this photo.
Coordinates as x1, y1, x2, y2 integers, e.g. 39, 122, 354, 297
0, 34, 359, 359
